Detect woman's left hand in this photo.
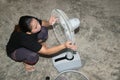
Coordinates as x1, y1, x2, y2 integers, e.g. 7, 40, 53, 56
49, 16, 57, 25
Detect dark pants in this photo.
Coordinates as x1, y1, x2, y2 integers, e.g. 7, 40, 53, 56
11, 48, 39, 65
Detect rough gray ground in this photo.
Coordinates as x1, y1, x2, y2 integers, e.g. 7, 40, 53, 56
0, 0, 120, 80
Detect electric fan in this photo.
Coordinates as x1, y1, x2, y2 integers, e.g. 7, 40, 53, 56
51, 9, 89, 80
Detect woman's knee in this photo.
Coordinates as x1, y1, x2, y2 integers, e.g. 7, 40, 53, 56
24, 53, 39, 65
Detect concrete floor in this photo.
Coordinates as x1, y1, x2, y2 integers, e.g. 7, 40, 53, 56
0, 0, 120, 80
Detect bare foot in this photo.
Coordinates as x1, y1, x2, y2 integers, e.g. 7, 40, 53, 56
23, 63, 35, 72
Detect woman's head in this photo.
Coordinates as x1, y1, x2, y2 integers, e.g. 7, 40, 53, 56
18, 15, 41, 33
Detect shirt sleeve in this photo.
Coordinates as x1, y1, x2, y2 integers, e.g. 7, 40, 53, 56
19, 33, 42, 52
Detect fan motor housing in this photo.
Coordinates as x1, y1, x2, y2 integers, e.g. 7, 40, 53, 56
69, 18, 80, 31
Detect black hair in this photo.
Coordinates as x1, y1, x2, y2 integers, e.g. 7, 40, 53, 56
18, 15, 39, 33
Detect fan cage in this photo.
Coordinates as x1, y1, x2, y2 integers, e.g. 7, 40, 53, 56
54, 70, 89, 80
51, 9, 75, 44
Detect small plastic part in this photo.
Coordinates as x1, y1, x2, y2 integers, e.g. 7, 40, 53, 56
46, 76, 50, 80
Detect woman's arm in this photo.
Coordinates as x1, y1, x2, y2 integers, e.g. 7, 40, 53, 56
42, 20, 50, 27
38, 41, 76, 55
38, 43, 66, 55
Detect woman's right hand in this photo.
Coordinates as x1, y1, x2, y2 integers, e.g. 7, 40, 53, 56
64, 41, 77, 51
49, 16, 57, 25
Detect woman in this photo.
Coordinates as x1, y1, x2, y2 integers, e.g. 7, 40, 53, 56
6, 15, 76, 72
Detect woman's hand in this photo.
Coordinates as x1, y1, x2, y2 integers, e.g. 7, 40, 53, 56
49, 16, 57, 25
64, 41, 77, 51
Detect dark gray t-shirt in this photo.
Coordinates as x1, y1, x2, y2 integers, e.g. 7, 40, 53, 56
6, 19, 43, 57
6, 31, 42, 56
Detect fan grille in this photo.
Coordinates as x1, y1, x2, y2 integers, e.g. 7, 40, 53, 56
55, 70, 89, 80
53, 23, 68, 44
